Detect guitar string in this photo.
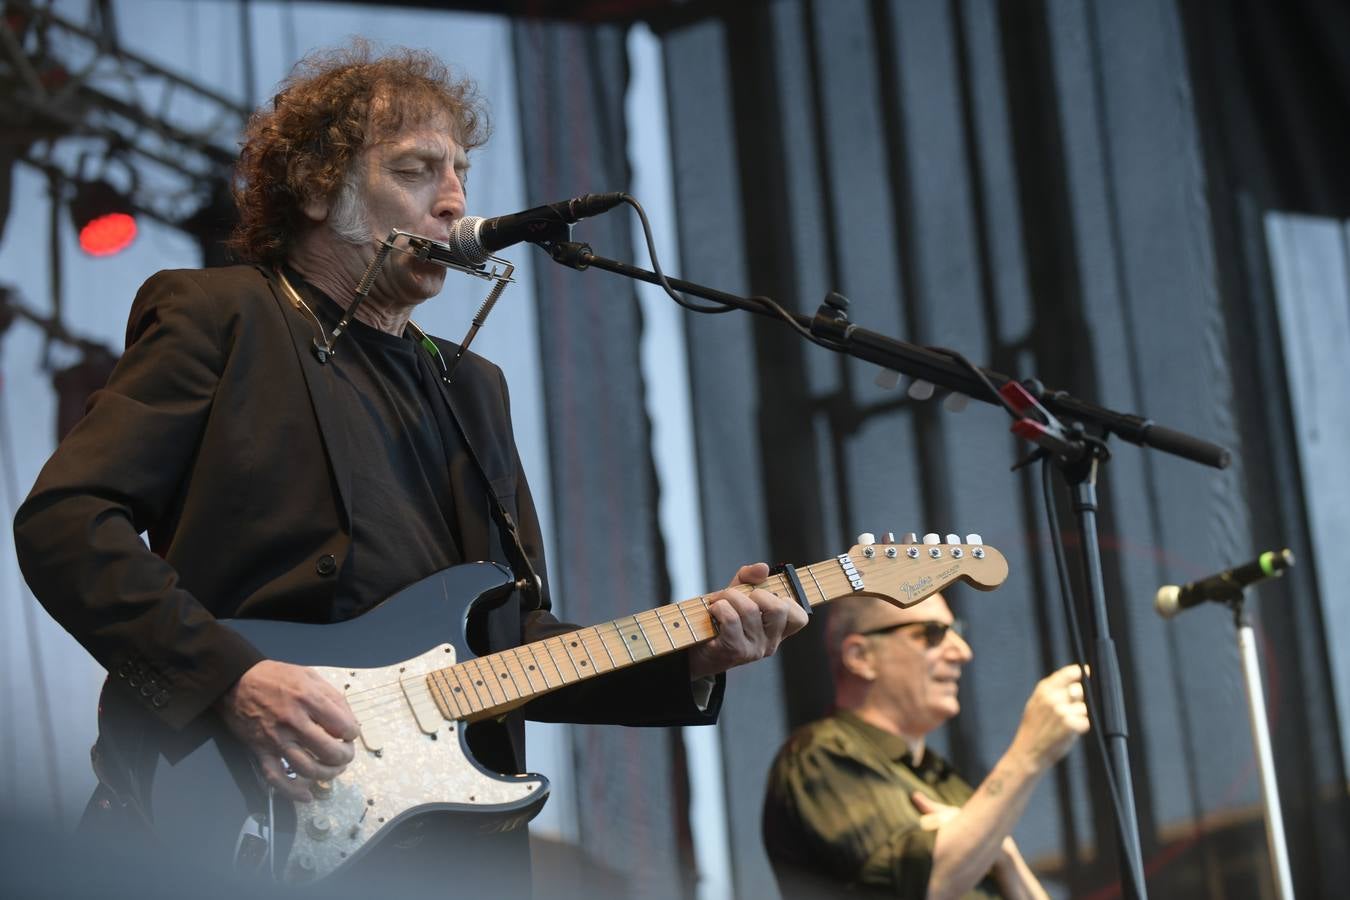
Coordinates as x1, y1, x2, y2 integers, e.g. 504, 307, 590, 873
343, 551, 995, 731
333, 568, 799, 710
337, 588, 731, 713
339, 584, 766, 721
336, 563, 838, 716
331, 567, 821, 725
337, 562, 866, 722
339, 560, 921, 723
339, 555, 947, 725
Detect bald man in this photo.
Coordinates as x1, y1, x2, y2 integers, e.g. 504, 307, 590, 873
762, 593, 1088, 899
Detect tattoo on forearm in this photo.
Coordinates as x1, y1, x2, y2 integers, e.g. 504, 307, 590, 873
986, 776, 1005, 797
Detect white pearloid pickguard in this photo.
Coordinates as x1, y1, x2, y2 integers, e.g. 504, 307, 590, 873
278, 644, 546, 883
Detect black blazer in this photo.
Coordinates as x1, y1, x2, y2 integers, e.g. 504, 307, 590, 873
14, 265, 720, 772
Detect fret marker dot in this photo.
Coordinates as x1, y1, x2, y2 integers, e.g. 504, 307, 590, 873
528, 665, 536, 671
501, 673, 509, 679
570, 641, 578, 648
453, 687, 461, 693
580, 660, 588, 667
672, 622, 680, 628
630, 634, 638, 640
475, 680, 482, 686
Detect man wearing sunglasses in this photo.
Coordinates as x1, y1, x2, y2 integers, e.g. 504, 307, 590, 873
762, 592, 1088, 899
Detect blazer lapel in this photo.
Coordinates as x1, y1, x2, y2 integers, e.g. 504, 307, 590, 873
421, 353, 499, 566
264, 270, 354, 531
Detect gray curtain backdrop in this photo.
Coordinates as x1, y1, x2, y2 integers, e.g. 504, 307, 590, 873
655, 1, 1349, 898
510, 19, 695, 900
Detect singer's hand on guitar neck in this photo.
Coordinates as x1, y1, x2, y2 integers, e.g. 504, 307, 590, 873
216, 659, 361, 802
688, 563, 810, 680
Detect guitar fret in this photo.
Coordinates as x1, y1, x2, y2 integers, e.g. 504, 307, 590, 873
804, 563, 829, 606
440, 670, 470, 719
651, 609, 677, 651
675, 602, 698, 640
554, 635, 583, 682
426, 671, 456, 720
620, 615, 655, 660
524, 644, 551, 690
683, 598, 715, 641
452, 663, 485, 711
483, 656, 512, 705
507, 647, 537, 694
658, 607, 692, 648
583, 631, 610, 671
558, 633, 592, 677
594, 626, 620, 669
539, 640, 568, 686
610, 621, 638, 663
470, 657, 503, 706
547, 637, 578, 684
501, 651, 525, 698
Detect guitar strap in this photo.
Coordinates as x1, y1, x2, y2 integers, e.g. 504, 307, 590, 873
275, 265, 544, 613
409, 325, 545, 614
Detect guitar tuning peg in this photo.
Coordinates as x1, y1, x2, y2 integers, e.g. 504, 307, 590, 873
874, 368, 902, 390
945, 533, 961, 545
943, 392, 969, 412
856, 532, 876, 546
882, 531, 896, 543
907, 380, 936, 401
965, 533, 983, 546
903, 532, 919, 545
922, 533, 941, 545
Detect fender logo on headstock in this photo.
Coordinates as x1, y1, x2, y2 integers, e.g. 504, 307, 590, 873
899, 575, 935, 602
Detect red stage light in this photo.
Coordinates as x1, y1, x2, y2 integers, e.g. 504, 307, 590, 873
70, 180, 138, 257
78, 212, 137, 256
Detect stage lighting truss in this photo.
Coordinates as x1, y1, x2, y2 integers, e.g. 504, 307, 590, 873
0, 0, 248, 229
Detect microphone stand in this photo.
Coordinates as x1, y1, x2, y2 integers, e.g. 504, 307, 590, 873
1218, 587, 1296, 900
544, 239, 1234, 900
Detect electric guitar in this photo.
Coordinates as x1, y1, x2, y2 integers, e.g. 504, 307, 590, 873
97, 535, 1007, 884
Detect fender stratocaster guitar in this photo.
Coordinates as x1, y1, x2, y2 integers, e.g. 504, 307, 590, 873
97, 536, 1007, 884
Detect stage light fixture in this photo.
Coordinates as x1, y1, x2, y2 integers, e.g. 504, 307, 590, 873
70, 179, 137, 257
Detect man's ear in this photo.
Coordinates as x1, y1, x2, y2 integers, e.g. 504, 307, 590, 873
840, 635, 875, 682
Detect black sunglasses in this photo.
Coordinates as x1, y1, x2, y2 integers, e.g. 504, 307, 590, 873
857, 619, 966, 649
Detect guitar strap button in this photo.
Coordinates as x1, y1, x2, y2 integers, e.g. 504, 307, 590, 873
316, 554, 338, 577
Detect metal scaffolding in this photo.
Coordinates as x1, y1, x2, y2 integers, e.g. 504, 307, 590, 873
1, 0, 248, 228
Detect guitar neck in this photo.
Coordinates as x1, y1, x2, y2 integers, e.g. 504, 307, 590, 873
424, 539, 1008, 723
424, 560, 849, 723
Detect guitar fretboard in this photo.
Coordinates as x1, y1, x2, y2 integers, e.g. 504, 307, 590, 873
424, 563, 848, 722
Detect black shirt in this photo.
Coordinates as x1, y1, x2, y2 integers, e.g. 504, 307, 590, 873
305, 284, 465, 620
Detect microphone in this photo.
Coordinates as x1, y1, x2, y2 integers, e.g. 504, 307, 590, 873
445, 192, 625, 266
1155, 549, 1295, 618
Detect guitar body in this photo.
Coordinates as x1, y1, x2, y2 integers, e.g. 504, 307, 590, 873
96, 562, 549, 884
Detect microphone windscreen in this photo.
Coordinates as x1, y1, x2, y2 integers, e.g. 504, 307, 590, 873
448, 216, 488, 266
1155, 584, 1182, 619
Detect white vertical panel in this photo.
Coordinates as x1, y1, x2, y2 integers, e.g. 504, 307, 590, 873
626, 23, 733, 900
1264, 211, 1350, 782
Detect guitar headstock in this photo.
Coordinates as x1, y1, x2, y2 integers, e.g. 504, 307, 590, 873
846, 532, 1008, 609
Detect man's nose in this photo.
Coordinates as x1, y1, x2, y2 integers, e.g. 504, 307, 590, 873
945, 629, 973, 662
435, 171, 466, 223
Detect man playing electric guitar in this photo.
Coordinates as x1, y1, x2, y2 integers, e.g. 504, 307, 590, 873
14, 42, 807, 894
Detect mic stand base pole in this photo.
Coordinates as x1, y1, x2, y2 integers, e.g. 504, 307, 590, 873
1234, 602, 1296, 900
1066, 453, 1149, 900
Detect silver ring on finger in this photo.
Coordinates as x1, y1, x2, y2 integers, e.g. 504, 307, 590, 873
279, 755, 299, 780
